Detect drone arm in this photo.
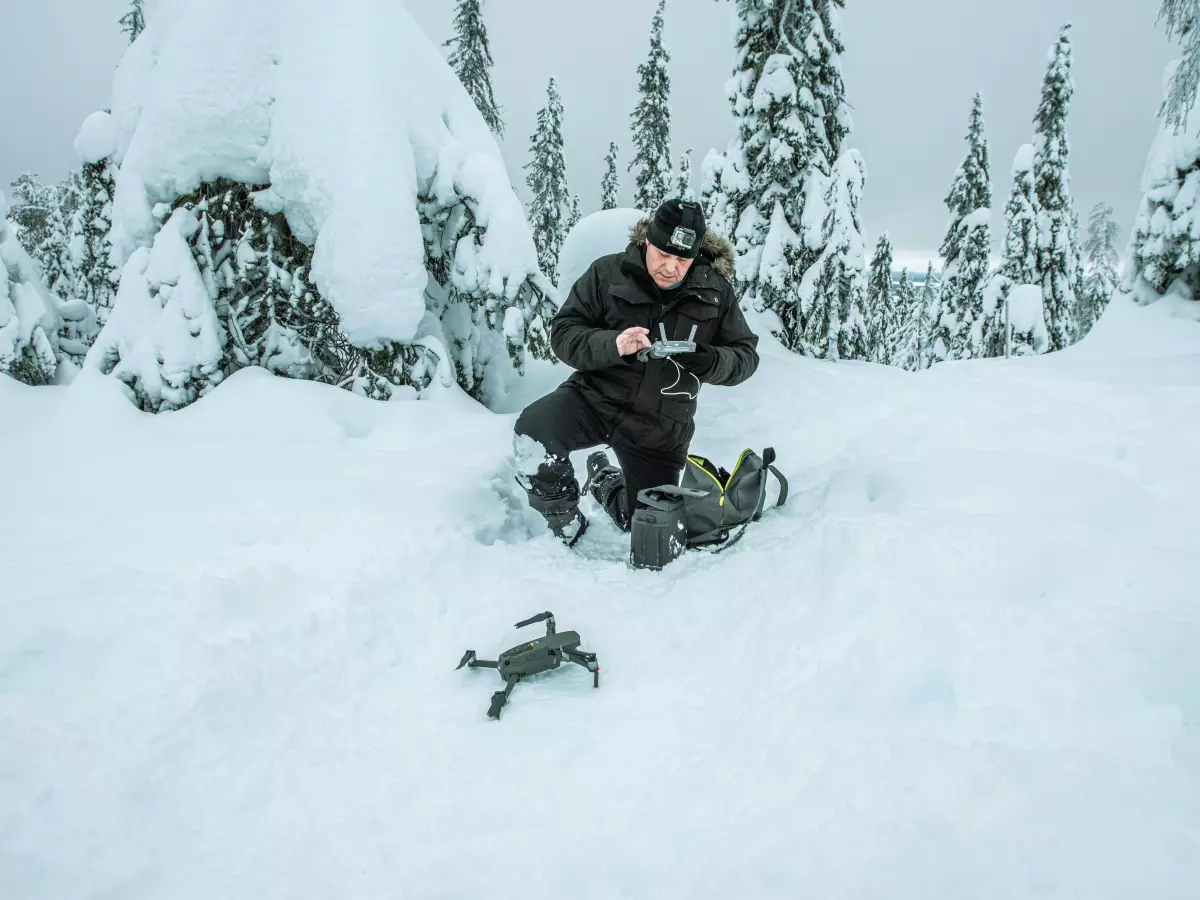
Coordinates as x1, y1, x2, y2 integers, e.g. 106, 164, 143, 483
456, 650, 499, 670
564, 648, 600, 688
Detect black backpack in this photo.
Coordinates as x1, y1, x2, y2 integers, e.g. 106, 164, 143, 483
629, 447, 788, 569
680, 447, 789, 547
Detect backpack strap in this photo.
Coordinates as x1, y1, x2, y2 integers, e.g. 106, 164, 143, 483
752, 447, 788, 521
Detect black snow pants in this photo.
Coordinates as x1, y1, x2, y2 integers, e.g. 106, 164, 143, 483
514, 385, 685, 533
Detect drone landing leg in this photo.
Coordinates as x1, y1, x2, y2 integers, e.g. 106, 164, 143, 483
564, 648, 600, 688
488, 675, 520, 719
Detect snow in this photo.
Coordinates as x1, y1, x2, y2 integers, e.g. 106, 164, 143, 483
101, 0, 543, 349
1013, 142, 1035, 173
74, 111, 119, 165
555, 207, 646, 293
5, 302, 1199, 896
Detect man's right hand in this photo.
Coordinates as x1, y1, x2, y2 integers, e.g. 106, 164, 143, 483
616, 326, 652, 357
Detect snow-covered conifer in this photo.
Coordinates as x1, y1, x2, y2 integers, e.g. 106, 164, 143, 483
1, 191, 62, 385
601, 143, 620, 210
699, 149, 734, 239
895, 263, 937, 371
891, 265, 916, 361
525, 77, 571, 281
674, 147, 695, 202
865, 233, 894, 363
1159, 0, 1200, 128
629, 0, 672, 211
38, 199, 75, 303
1032, 24, 1079, 350
1078, 202, 1120, 335
566, 194, 582, 234
932, 93, 991, 362
798, 151, 870, 361
982, 145, 1039, 357
444, 0, 505, 137
119, 0, 145, 44
7, 173, 54, 260
726, 0, 856, 359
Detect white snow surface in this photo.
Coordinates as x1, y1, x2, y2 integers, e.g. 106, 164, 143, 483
102, 0, 542, 348
3, 308, 1200, 897
74, 111, 119, 165
556, 207, 646, 294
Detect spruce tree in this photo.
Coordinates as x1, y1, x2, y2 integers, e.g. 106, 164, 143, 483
895, 263, 938, 371
1159, 0, 1200, 128
1079, 201, 1120, 335
7, 173, 53, 259
629, 0, 672, 211
865, 233, 894, 363
932, 93, 992, 362
71, 159, 119, 325
1032, 24, 1079, 351
699, 149, 735, 239
119, 0, 145, 44
800, 151, 870, 361
38, 199, 75, 302
725, 0, 855, 359
566, 194, 582, 234
524, 77, 571, 281
983, 144, 1039, 357
601, 142, 620, 210
674, 147, 695, 202
890, 266, 916, 364
444, 0, 505, 137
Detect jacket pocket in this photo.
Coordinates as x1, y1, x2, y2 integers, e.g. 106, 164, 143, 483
672, 299, 720, 346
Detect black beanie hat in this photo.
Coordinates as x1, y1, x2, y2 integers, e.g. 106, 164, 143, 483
647, 198, 707, 259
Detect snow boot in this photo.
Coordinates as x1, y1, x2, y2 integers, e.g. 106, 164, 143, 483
584, 451, 630, 532
527, 485, 590, 548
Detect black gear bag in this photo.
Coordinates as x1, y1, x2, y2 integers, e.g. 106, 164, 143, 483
629, 447, 789, 569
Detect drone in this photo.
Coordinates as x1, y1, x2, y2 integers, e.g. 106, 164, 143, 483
456, 611, 599, 719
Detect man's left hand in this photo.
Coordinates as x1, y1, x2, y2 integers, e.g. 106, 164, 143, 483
675, 343, 716, 379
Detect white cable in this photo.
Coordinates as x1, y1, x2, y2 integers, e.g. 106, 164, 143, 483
660, 357, 699, 401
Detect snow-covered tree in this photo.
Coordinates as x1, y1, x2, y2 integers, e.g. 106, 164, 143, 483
119, 0, 145, 44
932, 93, 991, 362
525, 77, 571, 281
1, 190, 62, 385
725, 0, 857, 359
628, 0, 672, 211
797, 151, 870, 361
38, 199, 75, 302
699, 148, 735, 239
6, 173, 54, 259
674, 147, 695, 202
1077, 201, 1121, 336
601, 142, 620, 210
444, 0, 505, 137
865, 233, 894, 363
566, 194, 582, 234
1159, 0, 1200, 128
1032, 24, 1079, 351
895, 263, 937, 371
91, 1, 555, 411
891, 265, 916, 358
982, 144, 1039, 357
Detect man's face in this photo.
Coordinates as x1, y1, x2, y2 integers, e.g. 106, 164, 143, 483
645, 242, 695, 289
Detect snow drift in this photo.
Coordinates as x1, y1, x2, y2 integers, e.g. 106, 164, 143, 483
556, 207, 646, 291
93, 0, 552, 408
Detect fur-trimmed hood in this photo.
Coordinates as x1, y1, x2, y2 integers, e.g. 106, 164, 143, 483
629, 217, 735, 282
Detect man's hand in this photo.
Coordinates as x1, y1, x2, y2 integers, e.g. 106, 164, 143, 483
616, 326, 652, 357
676, 343, 717, 378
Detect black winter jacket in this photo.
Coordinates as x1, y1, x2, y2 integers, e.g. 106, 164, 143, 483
550, 219, 760, 459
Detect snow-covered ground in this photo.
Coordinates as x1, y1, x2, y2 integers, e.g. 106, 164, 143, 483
2, 296, 1198, 898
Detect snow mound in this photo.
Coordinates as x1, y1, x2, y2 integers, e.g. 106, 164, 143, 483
556, 207, 646, 293
104, 0, 543, 348
74, 111, 119, 165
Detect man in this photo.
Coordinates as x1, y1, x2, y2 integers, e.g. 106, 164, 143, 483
513, 199, 760, 545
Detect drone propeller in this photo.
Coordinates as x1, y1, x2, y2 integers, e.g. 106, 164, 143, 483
514, 611, 556, 635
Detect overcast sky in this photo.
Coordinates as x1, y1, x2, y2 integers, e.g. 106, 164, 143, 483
1, 0, 1173, 270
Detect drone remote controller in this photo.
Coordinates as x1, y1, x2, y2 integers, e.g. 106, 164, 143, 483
637, 323, 697, 362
